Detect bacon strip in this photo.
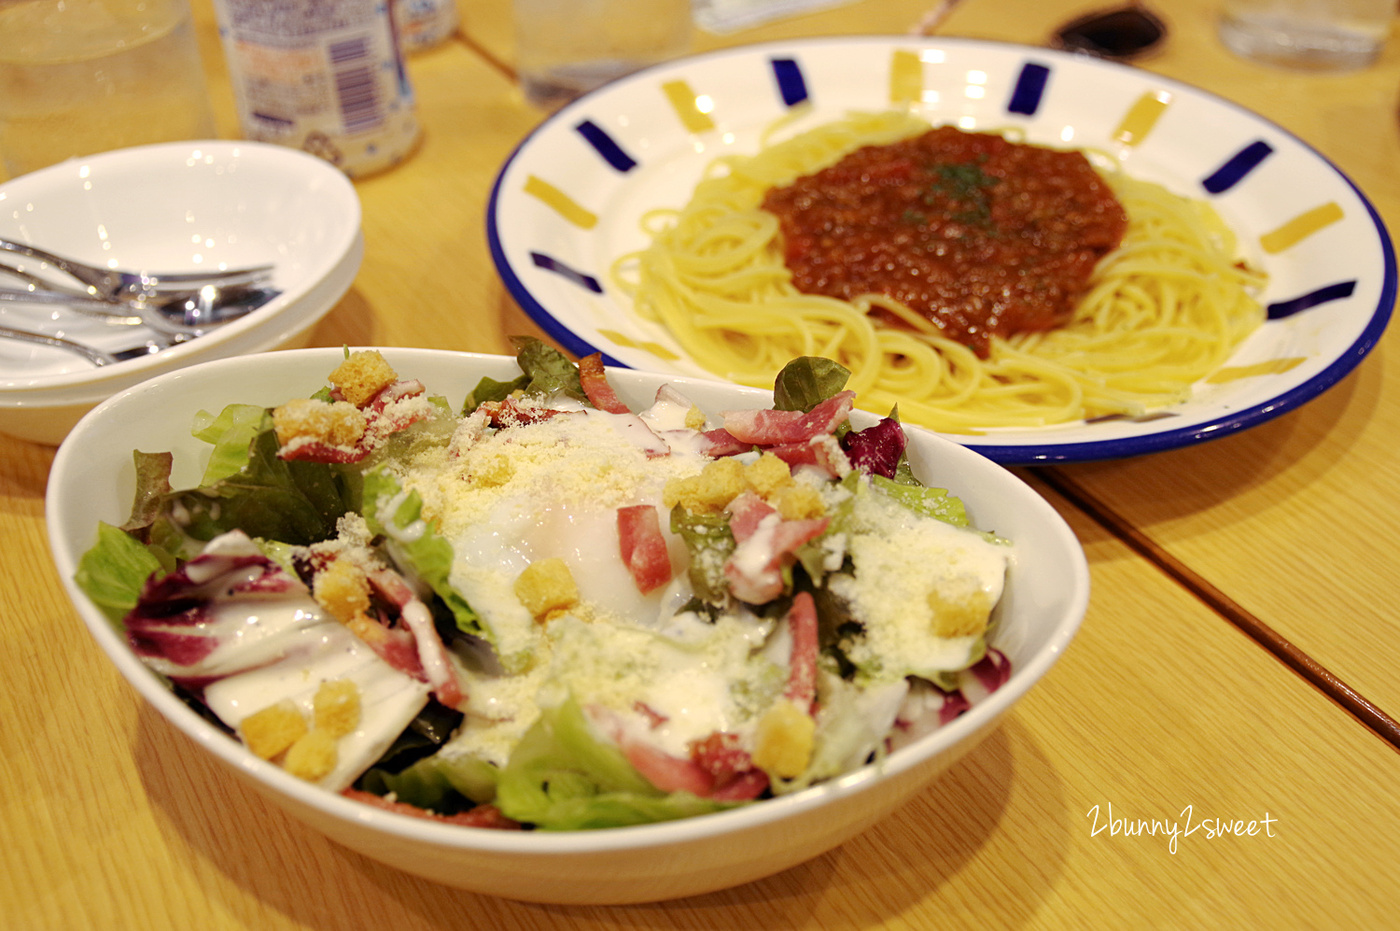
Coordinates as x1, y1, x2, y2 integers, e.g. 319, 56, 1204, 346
760, 437, 847, 479
591, 707, 769, 800
697, 427, 754, 458
368, 568, 464, 708
623, 741, 715, 796
277, 441, 368, 464
690, 731, 769, 801
579, 353, 631, 414
719, 391, 855, 445
617, 504, 673, 594
784, 591, 819, 713
724, 494, 829, 604
476, 397, 574, 427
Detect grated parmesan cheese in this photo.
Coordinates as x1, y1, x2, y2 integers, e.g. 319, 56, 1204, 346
828, 485, 1010, 680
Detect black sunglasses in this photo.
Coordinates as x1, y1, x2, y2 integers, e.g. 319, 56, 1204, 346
1051, 4, 1168, 61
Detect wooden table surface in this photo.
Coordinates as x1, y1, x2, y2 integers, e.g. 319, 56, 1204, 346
4, 0, 1399, 927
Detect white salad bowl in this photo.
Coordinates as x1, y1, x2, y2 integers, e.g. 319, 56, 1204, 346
0, 140, 362, 444
46, 347, 1088, 904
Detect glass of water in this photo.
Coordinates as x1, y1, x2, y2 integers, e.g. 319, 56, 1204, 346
512, 0, 693, 110
1218, 0, 1395, 70
0, 0, 217, 180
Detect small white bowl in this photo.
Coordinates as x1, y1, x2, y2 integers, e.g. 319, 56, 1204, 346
45, 347, 1088, 904
0, 140, 362, 444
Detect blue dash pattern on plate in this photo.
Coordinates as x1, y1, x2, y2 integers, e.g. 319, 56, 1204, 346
487, 36, 1395, 465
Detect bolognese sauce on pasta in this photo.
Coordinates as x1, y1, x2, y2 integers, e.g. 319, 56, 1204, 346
762, 126, 1129, 356
612, 112, 1266, 432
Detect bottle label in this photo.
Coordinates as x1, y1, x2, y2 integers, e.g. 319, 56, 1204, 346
214, 0, 420, 176
399, 0, 459, 51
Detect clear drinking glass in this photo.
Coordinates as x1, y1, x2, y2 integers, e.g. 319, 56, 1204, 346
0, 0, 217, 179
512, 0, 693, 109
1218, 0, 1394, 70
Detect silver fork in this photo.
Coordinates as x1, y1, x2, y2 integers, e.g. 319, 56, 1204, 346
0, 235, 274, 303
0, 285, 214, 336
0, 261, 280, 332
0, 324, 185, 366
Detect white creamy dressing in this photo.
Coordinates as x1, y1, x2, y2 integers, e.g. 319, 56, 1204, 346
396, 402, 781, 763
183, 534, 432, 791
829, 488, 1010, 679
189, 387, 1010, 788
388, 397, 1011, 770
203, 619, 431, 791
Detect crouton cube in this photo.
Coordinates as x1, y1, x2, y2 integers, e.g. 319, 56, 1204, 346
744, 452, 792, 497
514, 557, 579, 619
684, 404, 708, 431
770, 482, 826, 521
283, 729, 338, 782
928, 583, 993, 639
272, 398, 367, 449
313, 558, 372, 624
329, 350, 398, 406
313, 679, 362, 737
751, 699, 815, 779
663, 457, 747, 513
239, 700, 308, 760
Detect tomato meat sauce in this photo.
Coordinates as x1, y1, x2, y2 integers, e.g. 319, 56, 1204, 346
760, 126, 1129, 355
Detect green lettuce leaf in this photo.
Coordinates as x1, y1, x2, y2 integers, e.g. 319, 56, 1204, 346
512, 335, 586, 404
191, 403, 269, 485
773, 357, 851, 412
73, 521, 164, 627
361, 468, 485, 640
146, 428, 360, 560
669, 505, 735, 605
871, 474, 969, 527
462, 338, 587, 413
359, 751, 500, 809
494, 698, 736, 830
462, 373, 530, 414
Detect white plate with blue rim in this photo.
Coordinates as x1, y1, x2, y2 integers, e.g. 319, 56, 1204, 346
487, 36, 1395, 466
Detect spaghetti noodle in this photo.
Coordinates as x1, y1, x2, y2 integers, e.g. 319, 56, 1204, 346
611, 111, 1266, 432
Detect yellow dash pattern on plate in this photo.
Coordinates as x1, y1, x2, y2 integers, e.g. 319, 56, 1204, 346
1113, 90, 1172, 146
1260, 202, 1344, 254
523, 175, 597, 229
890, 49, 924, 106
1206, 357, 1308, 383
661, 80, 716, 134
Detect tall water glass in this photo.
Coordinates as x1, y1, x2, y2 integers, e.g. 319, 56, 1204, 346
512, 0, 692, 110
0, 0, 216, 180
1218, 0, 1394, 70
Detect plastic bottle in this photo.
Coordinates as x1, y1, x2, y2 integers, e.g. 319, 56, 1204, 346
210, 0, 421, 178
397, 0, 459, 53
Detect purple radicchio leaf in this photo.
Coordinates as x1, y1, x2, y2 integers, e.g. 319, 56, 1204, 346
969, 648, 1012, 694
840, 416, 907, 479
937, 689, 973, 726
125, 532, 315, 684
